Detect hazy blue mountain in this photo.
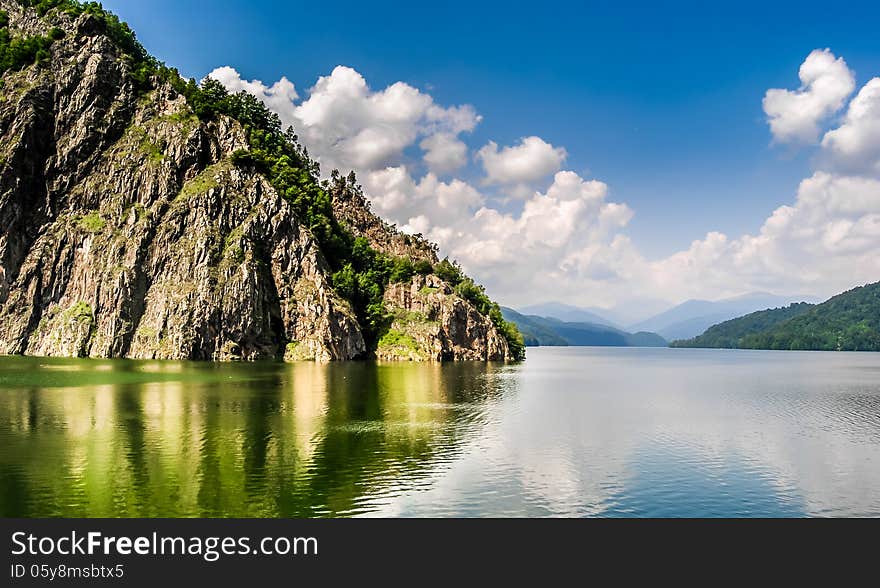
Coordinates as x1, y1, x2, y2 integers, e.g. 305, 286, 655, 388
518, 302, 620, 328
501, 308, 666, 347
626, 331, 671, 347
629, 292, 818, 340
501, 309, 570, 346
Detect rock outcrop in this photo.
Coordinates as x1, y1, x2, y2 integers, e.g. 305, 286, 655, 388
329, 172, 514, 361
329, 171, 439, 264
379, 275, 509, 361
0, 1, 516, 362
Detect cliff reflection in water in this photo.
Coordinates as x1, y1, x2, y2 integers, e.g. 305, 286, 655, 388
6, 348, 880, 517
0, 357, 509, 517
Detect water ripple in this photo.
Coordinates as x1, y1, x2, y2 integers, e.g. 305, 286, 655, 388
1, 349, 880, 516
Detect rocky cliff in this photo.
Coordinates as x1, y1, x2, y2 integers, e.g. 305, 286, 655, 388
379, 275, 510, 361
0, 1, 522, 362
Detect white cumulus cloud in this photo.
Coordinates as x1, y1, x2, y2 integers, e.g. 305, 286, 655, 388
208, 65, 300, 124
420, 133, 469, 174
428, 171, 636, 306
762, 49, 855, 145
476, 136, 567, 186
645, 172, 880, 301
821, 78, 880, 174
207, 65, 480, 175
204, 54, 880, 311
362, 166, 484, 228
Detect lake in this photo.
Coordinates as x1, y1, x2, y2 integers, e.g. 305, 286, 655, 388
1, 347, 879, 517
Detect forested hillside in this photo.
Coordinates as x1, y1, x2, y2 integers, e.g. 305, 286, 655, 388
672, 282, 880, 351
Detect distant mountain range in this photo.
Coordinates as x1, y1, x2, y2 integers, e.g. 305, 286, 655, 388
628, 292, 819, 340
672, 281, 880, 351
510, 282, 880, 351
517, 302, 621, 328
517, 292, 819, 341
501, 308, 667, 348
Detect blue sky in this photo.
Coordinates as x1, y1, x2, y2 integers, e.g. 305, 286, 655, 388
103, 0, 880, 255
101, 0, 880, 309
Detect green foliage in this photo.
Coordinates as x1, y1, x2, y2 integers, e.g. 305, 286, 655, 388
673, 283, 880, 351
13, 1, 191, 95
230, 148, 263, 169
20, 1, 146, 59
0, 9, 59, 76
741, 284, 880, 351
191, 80, 343, 261
138, 134, 165, 164
433, 258, 464, 285
62, 301, 93, 324
413, 259, 433, 275
453, 278, 491, 314
330, 236, 423, 347
179, 78, 439, 349
177, 165, 222, 199
75, 212, 105, 233
377, 329, 422, 353
16, 0, 84, 17
492, 306, 526, 360
671, 303, 814, 349
389, 257, 417, 284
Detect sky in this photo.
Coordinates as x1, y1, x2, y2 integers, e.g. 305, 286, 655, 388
102, 0, 880, 313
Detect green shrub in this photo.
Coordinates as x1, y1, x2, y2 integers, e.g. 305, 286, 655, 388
63, 301, 93, 324
0, 23, 58, 75
433, 258, 464, 285
413, 259, 433, 275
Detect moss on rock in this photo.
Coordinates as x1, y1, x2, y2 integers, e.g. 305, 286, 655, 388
284, 340, 317, 361
75, 212, 106, 233
175, 161, 233, 201
376, 328, 431, 361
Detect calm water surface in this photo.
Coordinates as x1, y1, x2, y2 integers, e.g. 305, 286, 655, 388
1, 347, 879, 517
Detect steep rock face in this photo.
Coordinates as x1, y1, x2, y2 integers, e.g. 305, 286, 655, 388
0, 7, 364, 360
379, 275, 510, 361
0, 2, 517, 362
330, 174, 515, 361
329, 174, 439, 264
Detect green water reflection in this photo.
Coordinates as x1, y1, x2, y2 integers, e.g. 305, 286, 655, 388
0, 356, 509, 517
